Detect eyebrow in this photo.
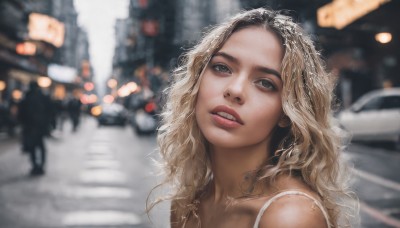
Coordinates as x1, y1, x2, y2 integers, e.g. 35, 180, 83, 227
212, 51, 282, 79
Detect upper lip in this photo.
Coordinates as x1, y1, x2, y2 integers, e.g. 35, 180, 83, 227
211, 105, 244, 125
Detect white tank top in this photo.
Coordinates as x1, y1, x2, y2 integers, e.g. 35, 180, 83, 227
253, 190, 331, 228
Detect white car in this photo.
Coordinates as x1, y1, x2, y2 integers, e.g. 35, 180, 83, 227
337, 88, 400, 145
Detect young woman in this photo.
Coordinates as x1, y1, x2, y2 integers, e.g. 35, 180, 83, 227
149, 8, 357, 228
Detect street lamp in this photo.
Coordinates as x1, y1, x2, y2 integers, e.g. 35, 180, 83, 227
107, 78, 117, 89
12, 89, 22, 101
375, 32, 392, 44
103, 94, 114, 104
0, 81, 5, 91
37, 77, 52, 88
84, 82, 94, 91
0, 81, 5, 102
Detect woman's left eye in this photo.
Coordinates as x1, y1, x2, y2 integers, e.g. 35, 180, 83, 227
212, 64, 231, 74
255, 79, 276, 90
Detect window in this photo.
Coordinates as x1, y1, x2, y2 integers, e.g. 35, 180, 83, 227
360, 97, 383, 111
380, 95, 400, 110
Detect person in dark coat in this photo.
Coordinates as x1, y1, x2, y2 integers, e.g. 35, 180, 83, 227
67, 95, 81, 132
18, 81, 51, 175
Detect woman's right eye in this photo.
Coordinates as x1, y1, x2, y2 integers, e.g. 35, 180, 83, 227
212, 64, 231, 74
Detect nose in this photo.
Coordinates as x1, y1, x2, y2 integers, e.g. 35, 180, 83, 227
223, 75, 246, 104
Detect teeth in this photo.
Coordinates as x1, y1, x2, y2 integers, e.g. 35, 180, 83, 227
216, 112, 236, 121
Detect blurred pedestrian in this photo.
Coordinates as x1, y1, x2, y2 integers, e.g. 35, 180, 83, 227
53, 98, 67, 132
18, 81, 51, 175
67, 92, 81, 132
148, 8, 357, 228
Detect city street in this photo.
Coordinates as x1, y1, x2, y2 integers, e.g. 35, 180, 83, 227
345, 143, 400, 228
0, 117, 169, 228
0, 117, 399, 228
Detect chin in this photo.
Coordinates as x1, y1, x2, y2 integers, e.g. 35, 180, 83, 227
202, 130, 241, 149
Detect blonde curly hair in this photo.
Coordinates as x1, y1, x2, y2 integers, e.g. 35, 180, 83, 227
148, 8, 357, 227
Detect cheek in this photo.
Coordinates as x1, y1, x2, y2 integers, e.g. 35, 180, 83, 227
246, 101, 283, 136
195, 81, 208, 125
196, 75, 219, 107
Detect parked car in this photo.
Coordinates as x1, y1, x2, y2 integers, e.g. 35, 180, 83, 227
129, 94, 159, 135
93, 103, 127, 126
337, 88, 400, 146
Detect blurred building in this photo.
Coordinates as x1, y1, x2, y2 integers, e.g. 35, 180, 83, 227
112, 0, 399, 108
112, 0, 240, 87
240, 0, 400, 106
0, 0, 93, 105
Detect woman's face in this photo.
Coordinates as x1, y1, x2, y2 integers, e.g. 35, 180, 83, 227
195, 26, 284, 150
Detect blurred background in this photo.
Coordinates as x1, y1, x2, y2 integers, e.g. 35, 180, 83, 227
0, 0, 399, 227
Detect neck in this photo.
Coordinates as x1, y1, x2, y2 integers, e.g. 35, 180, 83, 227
208, 142, 270, 203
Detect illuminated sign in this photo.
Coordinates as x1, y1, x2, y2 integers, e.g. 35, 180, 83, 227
37, 76, 52, 88
141, 20, 159, 37
47, 64, 77, 83
28, 13, 65, 47
16, 42, 37, 55
317, 0, 390, 29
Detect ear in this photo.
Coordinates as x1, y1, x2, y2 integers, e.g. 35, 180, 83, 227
278, 116, 291, 128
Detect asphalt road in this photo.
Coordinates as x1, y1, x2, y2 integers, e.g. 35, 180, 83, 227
0, 116, 399, 228
0, 117, 169, 228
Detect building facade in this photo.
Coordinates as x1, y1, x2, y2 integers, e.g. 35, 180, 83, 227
0, 0, 92, 104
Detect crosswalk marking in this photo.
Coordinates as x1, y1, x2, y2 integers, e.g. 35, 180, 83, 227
87, 153, 115, 160
62, 132, 142, 227
360, 201, 400, 228
88, 145, 113, 154
343, 152, 400, 227
343, 152, 400, 192
62, 210, 141, 226
353, 168, 400, 192
65, 186, 133, 198
80, 168, 127, 183
85, 160, 120, 169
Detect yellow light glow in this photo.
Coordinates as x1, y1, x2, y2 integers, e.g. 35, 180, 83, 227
126, 82, 138, 93
53, 85, 66, 100
317, 0, 390, 29
91, 105, 102, 116
117, 85, 131, 97
12, 89, 23, 101
37, 77, 52, 88
375, 32, 392, 44
107, 78, 117, 88
28, 13, 65, 47
103, 95, 114, 104
89, 94, 98, 103
16, 42, 37, 55
0, 81, 6, 91
84, 82, 94, 91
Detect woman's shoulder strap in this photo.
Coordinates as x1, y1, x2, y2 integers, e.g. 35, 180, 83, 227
253, 190, 330, 228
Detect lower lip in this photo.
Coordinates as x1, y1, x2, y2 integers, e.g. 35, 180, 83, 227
211, 114, 241, 129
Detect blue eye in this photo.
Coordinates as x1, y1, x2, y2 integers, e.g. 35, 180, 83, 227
212, 64, 231, 74
255, 79, 276, 90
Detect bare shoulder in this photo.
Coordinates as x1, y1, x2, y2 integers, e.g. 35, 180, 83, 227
258, 193, 328, 228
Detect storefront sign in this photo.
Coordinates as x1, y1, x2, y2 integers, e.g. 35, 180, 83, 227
317, 0, 390, 29
47, 64, 77, 83
28, 13, 65, 47
16, 42, 37, 55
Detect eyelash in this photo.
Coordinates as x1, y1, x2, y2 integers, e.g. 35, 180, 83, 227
212, 63, 231, 74
255, 79, 276, 91
211, 63, 277, 91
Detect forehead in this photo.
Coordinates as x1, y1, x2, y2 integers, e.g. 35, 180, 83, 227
218, 26, 284, 70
